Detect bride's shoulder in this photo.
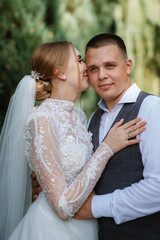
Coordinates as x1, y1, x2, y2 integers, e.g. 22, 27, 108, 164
26, 101, 52, 125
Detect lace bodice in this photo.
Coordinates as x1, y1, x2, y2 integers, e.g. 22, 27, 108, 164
25, 99, 113, 219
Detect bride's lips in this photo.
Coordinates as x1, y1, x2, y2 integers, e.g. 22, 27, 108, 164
83, 74, 88, 79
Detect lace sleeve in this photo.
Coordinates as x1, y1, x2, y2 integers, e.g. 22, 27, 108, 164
25, 113, 113, 220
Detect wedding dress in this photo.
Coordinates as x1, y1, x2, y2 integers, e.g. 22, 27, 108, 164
9, 98, 113, 240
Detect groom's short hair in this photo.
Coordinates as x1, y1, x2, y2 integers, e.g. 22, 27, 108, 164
85, 33, 128, 59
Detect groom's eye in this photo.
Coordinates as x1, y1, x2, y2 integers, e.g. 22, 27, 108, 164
105, 62, 115, 69
89, 67, 97, 73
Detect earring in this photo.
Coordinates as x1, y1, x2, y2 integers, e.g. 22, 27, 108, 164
63, 75, 67, 80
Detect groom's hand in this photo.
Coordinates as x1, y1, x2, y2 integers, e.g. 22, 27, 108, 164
73, 191, 95, 219
31, 172, 42, 201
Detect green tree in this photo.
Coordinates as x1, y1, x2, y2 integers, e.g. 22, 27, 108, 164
0, 0, 53, 128
50, 0, 101, 119
114, 0, 160, 95
47, 0, 120, 119
1, 0, 159, 129
27, 0, 105, 120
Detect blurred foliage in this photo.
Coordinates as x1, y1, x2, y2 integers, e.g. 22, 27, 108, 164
0, 0, 160, 130
114, 0, 160, 95
0, 0, 53, 128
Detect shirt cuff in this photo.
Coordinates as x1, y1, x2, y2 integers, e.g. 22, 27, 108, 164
91, 194, 113, 218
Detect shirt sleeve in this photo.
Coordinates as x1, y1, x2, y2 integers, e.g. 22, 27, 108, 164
92, 96, 160, 224
25, 113, 114, 220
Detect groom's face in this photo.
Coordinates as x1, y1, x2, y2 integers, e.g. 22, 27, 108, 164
86, 44, 132, 111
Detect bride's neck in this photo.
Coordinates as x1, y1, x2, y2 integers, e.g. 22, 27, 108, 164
50, 87, 78, 102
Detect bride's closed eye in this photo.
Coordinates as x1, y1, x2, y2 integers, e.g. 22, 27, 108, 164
78, 59, 83, 63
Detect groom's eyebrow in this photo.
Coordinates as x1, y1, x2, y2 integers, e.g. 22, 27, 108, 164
87, 64, 97, 69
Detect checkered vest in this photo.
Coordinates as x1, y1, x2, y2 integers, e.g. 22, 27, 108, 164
88, 91, 160, 240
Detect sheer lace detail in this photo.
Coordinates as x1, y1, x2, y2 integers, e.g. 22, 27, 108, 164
25, 99, 113, 219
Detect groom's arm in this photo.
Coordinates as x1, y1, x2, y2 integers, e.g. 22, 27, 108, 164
74, 191, 95, 219
77, 97, 160, 224
31, 172, 42, 200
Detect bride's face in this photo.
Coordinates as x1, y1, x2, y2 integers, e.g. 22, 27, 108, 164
64, 47, 89, 93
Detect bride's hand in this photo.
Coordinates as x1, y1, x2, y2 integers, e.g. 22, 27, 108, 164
104, 117, 146, 154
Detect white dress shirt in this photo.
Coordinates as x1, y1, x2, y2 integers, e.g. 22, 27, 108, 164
91, 83, 160, 224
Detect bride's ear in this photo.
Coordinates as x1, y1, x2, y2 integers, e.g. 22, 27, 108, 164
57, 74, 67, 80
53, 67, 67, 81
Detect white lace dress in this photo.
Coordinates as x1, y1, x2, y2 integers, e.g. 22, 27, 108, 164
9, 99, 113, 240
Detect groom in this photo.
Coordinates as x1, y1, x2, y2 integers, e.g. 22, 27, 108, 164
74, 33, 160, 240
32, 33, 160, 240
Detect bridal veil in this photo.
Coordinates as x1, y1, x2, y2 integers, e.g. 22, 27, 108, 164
0, 76, 36, 240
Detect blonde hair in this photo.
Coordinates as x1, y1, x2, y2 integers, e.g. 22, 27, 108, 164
31, 41, 73, 101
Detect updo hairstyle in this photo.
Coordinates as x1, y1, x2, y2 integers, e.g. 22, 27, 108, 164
31, 41, 73, 101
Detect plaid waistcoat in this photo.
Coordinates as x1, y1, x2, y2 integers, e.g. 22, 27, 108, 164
88, 91, 160, 240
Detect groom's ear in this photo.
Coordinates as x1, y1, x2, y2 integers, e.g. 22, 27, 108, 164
126, 59, 132, 75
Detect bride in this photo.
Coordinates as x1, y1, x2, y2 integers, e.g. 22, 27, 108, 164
0, 41, 146, 240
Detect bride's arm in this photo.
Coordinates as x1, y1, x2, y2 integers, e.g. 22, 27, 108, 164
26, 115, 146, 220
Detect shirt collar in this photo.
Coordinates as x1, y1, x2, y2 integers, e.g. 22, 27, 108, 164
98, 83, 141, 111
